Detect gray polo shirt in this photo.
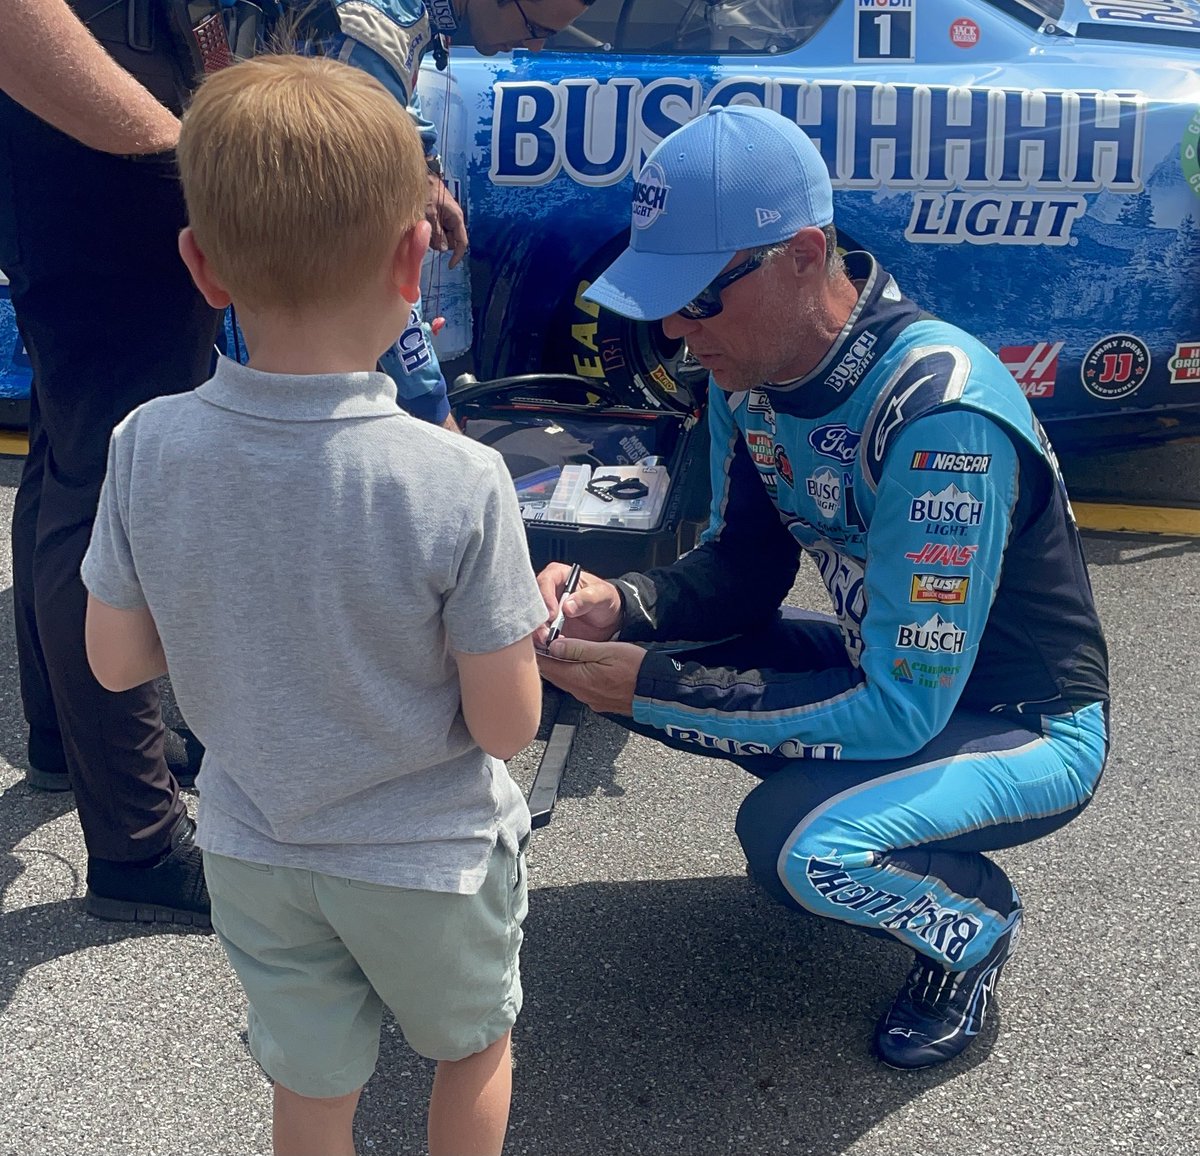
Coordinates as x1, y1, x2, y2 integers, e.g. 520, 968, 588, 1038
82, 356, 547, 894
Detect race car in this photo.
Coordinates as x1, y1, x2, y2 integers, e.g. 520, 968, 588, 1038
415, 0, 1200, 451
3, 0, 1197, 452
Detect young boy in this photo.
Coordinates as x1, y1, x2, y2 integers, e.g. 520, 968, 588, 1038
80, 55, 546, 1156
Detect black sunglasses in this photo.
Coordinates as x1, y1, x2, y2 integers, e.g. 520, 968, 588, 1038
510, 0, 557, 41
677, 247, 776, 320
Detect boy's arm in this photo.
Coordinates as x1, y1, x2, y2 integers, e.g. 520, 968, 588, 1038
85, 596, 167, 692
0, 0, 179, 153
454, 635, 542, 761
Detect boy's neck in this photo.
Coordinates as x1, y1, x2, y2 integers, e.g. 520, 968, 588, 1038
236, 306, 397, 377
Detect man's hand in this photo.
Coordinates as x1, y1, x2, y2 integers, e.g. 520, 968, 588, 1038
535, 563, 623, 645
536, 637, 645, 716
426, 172, 468, 268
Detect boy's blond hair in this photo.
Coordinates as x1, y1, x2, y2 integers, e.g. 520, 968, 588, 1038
177, 54, 426, 311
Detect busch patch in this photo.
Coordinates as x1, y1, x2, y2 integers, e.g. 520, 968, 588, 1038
664, 727, 841, 759
910, 573, 970, 604
904, 542, 978, 566
1081, 334, 1151, 400
392, 308, 433, 374
806, 468, 842, 518
809, 423, 861, 464
631, 162, 669, 229
910, 450, 991, 473
896, 612, 966, 653
1168, 342, 1200, 384
804, 855, 983, 964
909, 484, 983, 527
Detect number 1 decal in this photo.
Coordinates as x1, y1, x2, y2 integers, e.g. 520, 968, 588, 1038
855, 0, 916, 63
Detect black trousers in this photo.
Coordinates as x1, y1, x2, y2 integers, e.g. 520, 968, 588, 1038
0, 95, 222, 861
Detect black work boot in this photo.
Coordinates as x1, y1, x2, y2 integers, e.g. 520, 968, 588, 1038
85, 815, 211, 930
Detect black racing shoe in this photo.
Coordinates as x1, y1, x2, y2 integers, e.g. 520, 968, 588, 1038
85, 815, 211, 930
874, 906, 1023, 1070
26, 726, 205, 792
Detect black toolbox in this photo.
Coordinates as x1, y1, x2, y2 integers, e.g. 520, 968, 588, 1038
449, 372, 714, 827
449, 373, 711, 578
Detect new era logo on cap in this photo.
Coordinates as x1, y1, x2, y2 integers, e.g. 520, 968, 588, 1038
756, 208, 782, 227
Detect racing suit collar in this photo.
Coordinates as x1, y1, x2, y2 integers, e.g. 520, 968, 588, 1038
424, 0, 460, 34
196, 354, 403, 422
762, 251, 920, 419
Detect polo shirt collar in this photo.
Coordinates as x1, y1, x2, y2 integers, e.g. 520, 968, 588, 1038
196, 355, 401, 422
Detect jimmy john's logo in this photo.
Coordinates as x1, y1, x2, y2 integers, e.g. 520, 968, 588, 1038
632, 162, 669, 229
896, 613, 966, 653
910, 573, 970, 604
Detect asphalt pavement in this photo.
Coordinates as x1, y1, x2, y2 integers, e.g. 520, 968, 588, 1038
0, 449, 1197, 1156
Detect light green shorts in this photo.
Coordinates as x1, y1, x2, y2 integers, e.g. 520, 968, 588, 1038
202, 841, 527, 1099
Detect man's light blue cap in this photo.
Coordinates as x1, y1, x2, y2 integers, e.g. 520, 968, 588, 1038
583, 105, 834, 322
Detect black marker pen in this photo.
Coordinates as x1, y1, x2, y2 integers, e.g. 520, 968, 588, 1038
546, 563, 582, 644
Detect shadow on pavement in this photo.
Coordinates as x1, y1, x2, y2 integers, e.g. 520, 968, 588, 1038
360, 874, 994, 1156
1082, 531, 1200, 567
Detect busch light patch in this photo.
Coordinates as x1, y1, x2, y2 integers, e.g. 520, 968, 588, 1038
824, 331, 877, 393
632, 162, 669, 230
806, 468, 842, 518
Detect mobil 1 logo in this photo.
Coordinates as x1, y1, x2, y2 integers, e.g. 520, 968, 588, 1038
855, 0, 915, 62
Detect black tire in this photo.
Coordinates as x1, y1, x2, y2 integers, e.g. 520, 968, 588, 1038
543, 242, 708, 414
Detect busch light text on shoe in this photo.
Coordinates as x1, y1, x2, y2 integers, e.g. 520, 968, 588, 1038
490, 78, 1145, 233
804, 854, 982, 963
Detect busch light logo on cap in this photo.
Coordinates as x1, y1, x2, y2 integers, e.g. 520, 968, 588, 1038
632, 163, 670, 230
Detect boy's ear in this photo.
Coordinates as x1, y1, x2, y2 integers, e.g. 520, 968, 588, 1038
392, 220, 432, 305
178, 228, 233, 310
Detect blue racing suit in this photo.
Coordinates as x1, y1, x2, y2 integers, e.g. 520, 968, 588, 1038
611, 252, 1110, 970
281, 0, 455, 422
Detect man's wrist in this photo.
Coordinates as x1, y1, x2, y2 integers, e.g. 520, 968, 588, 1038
425, 154, 444, 179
